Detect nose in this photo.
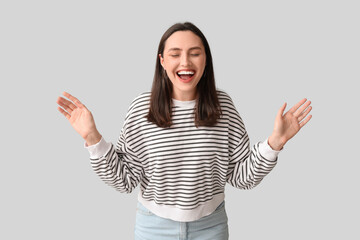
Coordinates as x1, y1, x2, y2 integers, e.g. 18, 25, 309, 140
180, 53, 191, 67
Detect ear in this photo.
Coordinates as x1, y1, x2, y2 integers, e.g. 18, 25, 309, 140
159, 54, 165, 69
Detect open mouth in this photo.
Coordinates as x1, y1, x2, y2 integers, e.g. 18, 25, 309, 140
176, 70, 195, 82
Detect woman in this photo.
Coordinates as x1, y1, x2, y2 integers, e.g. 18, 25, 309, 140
56, 22, 312, 240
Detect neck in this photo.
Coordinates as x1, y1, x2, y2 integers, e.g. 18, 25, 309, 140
172, 90, 197, 101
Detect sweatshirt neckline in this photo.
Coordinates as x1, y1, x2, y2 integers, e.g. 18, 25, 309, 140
172, 98, 196, 108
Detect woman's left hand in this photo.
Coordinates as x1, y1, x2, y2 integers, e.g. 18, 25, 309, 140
268, 98, 312, 151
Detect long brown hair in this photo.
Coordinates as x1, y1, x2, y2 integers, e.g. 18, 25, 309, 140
147, 22, 221, 128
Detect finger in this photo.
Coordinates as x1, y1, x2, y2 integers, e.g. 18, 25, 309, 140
57, 96, 77, 111
297, 106, 312, 122
57, 106, 71, 120
294, 100, 311, 117
300, 114, 312, 128
289, 98, 307, 114
57, 97, 75, 114
277, 102, 287, 119
74, 98, 87, 109
63, 92, 87, 109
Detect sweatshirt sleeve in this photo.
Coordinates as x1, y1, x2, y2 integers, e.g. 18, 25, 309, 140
84, 137, 112, 159
87, 127, 143, 193
85, 96, 145, 194
225, 97, 280, 189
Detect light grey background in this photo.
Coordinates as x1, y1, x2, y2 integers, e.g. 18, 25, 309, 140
1, 0, 359, 239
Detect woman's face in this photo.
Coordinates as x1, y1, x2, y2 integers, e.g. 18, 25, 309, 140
159, 30, 206, 101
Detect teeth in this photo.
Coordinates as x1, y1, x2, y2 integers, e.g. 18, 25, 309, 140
177, 71, 194, 75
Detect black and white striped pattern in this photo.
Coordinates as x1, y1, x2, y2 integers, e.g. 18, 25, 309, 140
90, 91, 277, 210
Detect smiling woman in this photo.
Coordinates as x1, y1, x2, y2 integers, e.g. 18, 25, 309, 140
56, 21, 312, 240
147, 23, 222, 128
160, 31, 205, 99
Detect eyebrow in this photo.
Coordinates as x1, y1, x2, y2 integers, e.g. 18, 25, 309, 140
167, 46, 202, 52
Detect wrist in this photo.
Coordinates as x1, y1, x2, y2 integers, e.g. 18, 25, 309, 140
268, 134, 286, 151
85, 130, 102, 146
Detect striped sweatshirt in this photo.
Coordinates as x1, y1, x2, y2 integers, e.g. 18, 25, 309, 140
85, 90, 280, 222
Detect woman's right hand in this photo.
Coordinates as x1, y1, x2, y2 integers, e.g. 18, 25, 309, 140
56, 92, 102, 146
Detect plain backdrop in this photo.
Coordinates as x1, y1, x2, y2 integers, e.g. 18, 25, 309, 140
1, 0, 359, 239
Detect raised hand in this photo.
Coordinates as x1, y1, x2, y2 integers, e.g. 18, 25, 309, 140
268, 98, 312, 150
56, 92, 102, 146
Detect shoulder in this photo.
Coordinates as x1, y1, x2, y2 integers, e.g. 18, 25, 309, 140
127, 92, 151, 111
216, 89, 245, 129
124, 92, 150, 120
216, 89, 237, 109
216, 89, 243, 119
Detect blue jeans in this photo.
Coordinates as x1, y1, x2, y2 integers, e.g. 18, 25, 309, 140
134, 201, 229, 240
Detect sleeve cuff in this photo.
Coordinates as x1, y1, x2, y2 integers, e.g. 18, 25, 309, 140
84, 137, 112, 159
258, 138, 282, 161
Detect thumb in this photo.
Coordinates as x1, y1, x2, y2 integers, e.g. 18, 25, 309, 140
276, 102, 287, 120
